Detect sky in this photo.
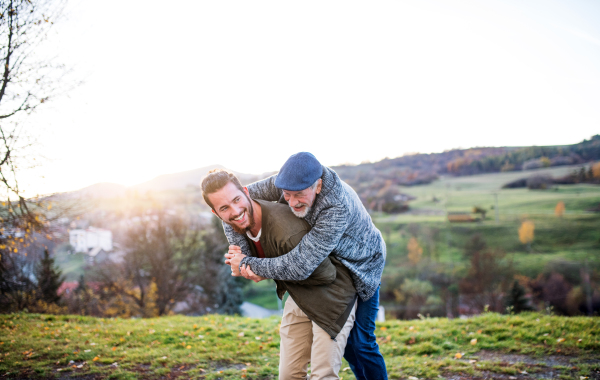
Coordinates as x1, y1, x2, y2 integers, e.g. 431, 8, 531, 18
18, 0, 600, 196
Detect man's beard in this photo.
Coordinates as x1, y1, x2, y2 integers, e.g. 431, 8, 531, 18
228, 196, 256, 234
290, 203, 311, 218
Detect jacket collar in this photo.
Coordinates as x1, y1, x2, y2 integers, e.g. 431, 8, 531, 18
318, 165, 341, 198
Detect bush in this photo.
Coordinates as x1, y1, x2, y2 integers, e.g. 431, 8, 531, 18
527, 175, 554, 189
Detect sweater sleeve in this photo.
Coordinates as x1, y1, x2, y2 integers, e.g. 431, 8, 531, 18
240, 205, 349, 281
280, 230, 336, 286
222, 221, 253, 257
247, 174, 283, 202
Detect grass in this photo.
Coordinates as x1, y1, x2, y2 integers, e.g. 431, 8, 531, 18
54, 253, 86, 282
0, 312, 598, 379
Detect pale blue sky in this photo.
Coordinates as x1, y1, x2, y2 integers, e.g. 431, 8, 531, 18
21, 0, 600, 195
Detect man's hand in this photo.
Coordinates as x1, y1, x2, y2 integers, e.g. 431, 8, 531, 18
241, 264, 266, 283
224, 245, 242, 266
228, 251, 247, 276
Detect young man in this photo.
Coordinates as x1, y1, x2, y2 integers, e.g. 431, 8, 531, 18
202, 169, 357, 379
225, 152, 388, 380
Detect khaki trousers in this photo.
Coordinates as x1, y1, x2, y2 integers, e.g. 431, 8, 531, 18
279, 297, 357, 380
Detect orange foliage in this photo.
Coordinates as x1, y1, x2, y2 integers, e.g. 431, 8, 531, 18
407, 237, 423, 264
555, 201, 565, 218
518, 220, 535, 245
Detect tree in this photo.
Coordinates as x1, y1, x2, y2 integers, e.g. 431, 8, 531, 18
505, 280, 534, 313
472, 206, 487, 220
0, 0, 72, 312
459, 235, 513, 313
34, 248, 63, 304
554, 201, 565, 218
518, 220, 535, 251
93, 212, 244, 317
593, 162, 600, 179
407, 236, 423, 265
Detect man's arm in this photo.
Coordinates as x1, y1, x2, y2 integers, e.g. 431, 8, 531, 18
222, 222, 252, 259
247, 174, 283, 202
239, 205, 349, 281
280, 230, 336, 285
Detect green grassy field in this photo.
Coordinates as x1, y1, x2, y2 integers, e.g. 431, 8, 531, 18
376, 165, 600, 223
0, 312, 598, 379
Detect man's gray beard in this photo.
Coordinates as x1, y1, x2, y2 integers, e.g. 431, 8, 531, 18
290, 205, 311, 218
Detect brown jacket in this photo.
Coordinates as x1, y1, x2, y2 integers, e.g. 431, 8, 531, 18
245, 199, 356, 339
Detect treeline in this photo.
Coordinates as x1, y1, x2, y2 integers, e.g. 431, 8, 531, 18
334, 135, 600, 190
0, 213, 245, 318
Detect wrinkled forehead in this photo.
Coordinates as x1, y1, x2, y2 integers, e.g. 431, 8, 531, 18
282, 187, 313, 196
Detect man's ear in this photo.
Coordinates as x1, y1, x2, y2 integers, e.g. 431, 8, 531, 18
243, 186, 250, 197
315, 179, 323, 194
211, 209, 216, 215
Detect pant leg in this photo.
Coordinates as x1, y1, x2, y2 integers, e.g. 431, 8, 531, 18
343, 286, 388, 380
310, 300, 357, 380
279, 297, 313, 380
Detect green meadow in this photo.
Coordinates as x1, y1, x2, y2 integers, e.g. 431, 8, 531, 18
0, 312, 598, 379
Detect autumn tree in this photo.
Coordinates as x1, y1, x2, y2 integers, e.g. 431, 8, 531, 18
407, 236, 423, 265
592, 162, 600, 179
93, 212, 244, 317
554, 201, 565, 218
0, 0, 73, 311
518, 220, 535, 251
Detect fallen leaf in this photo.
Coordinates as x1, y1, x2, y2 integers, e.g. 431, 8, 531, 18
455, 353, 463, 359
557, 338, 565, 343
238, 332, 245, 337
470, 339, 477, 345
92, 357, 99, 362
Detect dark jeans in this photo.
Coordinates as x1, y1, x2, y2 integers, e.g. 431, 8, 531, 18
343, 286, 388, 380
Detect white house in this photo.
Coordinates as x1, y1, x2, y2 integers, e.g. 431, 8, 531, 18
69, 227, 113, 253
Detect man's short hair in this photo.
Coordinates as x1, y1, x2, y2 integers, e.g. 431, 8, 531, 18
201, 169, 244, 210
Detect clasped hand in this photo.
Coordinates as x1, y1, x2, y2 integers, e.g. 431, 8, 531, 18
224, 245, 265, 283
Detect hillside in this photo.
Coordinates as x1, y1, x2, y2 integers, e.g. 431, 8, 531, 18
333, 135, 600, 190
1, 312, 598, 379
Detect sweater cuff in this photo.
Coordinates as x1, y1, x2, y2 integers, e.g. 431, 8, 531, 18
239, 256, 253, 273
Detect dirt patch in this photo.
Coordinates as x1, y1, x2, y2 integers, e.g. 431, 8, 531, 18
472, 350, 577, 366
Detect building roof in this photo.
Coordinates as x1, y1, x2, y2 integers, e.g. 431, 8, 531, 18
88, 246, 106, 257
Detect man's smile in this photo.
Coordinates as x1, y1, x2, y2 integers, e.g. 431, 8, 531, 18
231, 210, 247, 224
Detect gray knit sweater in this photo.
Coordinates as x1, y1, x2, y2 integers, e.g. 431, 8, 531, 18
223, 165, 386, 301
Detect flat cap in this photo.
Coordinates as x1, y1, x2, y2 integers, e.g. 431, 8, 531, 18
275, 152, 323, 191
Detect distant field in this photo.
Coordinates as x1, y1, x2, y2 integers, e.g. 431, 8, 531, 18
376, 164, 600, 224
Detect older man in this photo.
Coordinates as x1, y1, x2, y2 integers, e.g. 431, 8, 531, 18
202, 169, 357, 379
226, 152, 388, 380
